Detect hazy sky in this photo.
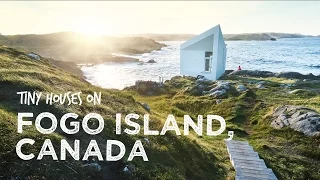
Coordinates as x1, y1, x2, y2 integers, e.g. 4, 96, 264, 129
0, 1, 319, 35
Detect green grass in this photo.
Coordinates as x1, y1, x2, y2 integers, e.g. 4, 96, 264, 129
126, 75, 320, 180
1, 45, 320, 179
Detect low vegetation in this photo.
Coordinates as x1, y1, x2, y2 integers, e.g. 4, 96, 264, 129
0, 45, 319, 179
125, 75, 320, 180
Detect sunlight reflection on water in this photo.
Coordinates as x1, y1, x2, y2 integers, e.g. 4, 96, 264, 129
82, 38, 320, 89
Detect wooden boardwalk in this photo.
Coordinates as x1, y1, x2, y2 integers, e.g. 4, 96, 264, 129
226, 140, 278, 180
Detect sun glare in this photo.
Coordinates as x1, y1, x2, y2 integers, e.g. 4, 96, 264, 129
71, 16, 111, 36
76, 24, 105, 36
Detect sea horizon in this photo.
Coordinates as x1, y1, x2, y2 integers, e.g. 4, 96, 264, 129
82, 38, 320, 89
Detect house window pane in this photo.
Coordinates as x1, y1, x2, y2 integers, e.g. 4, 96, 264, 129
205, 52, 212, 57
205, 59, 210, 71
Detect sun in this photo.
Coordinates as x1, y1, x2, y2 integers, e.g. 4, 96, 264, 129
72, 17, 109, 36
76, 23, 105, 36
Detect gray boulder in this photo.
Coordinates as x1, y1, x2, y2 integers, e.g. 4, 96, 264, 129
141, 103, 151, 112
209, 89, 226, 97
188, 84, 208, 96
271, 105, 320, 136
143, 137, 150, 145
123, 164, 136, 176
229, 70, 275, 77
217, 81, 230, 89
146, 59, 156, 63
27, 53, 40, 60
236, 84, 247, 92
123, 166, 131, 175
206, 81, 230, 93
276, 72, 304, 79
203, 81, 230, 97
256, 84, 265, 89
276, 72, 320, 80
197, 84, 206, 91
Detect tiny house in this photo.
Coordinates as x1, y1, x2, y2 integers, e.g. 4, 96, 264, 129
180, 24, 227, 80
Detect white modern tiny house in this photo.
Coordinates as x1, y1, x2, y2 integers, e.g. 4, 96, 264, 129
180, 24, 227, 80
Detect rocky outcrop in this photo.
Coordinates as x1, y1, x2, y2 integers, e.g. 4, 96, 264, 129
140, 102, 151, 112
256, 81, 266, 89
134, 80, 162, 96
27, 52, 40, 60
228, 70, 320, 80
203, 81, 230, 97
271, 105, 320, 136
229, 70, 275, 78
49, 59, 85, 79
275, 72, 317, 79
146, 59, 157, 63
236, 84, 247, 92
209, 89, 227, 97
270, 38, 277, 41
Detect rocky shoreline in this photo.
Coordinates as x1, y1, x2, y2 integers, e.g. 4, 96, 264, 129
226, 70, 320, 80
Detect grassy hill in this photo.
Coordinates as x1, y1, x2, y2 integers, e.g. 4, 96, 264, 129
0, 45, 319, 179
0, 45, 232, 179
0, 32, 166, 64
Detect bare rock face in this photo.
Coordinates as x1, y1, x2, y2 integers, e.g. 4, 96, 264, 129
203, 81, 230, 97
209, 89, 226, 97
271, 105, 320, 136
229, 70, 275, 77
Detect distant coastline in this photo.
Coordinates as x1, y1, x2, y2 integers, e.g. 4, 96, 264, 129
130, 32, 320, 41
0, 32, 319, 67
0, 32, 166, 64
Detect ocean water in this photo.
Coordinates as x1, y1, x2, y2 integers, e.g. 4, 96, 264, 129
81, 38, 320, 89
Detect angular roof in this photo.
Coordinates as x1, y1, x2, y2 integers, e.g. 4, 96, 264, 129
180, 24, 224, 50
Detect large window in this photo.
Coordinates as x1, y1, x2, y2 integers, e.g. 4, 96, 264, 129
204, 52, 212, 72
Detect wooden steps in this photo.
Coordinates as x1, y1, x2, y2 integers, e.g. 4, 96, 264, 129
226, 140, 278, 180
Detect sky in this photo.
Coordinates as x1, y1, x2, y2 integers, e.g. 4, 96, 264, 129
0, 1, 319, 36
